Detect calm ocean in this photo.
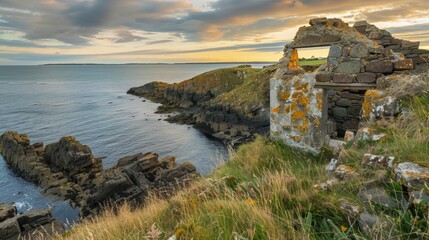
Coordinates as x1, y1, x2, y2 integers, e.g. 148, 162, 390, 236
0, 63, 268, 224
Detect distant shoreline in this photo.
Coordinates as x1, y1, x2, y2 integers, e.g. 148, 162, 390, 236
41, 62, 277, 66
0, 62, 277, 67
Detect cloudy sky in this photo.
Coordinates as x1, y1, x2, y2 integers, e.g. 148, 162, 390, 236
1, 0, 428, 65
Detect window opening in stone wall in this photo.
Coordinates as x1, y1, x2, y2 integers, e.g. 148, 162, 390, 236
297, 46, 330, 72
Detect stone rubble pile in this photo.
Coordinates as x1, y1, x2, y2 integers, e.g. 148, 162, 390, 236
315, 127, 429, 234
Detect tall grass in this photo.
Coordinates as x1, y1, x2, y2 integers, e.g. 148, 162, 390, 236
60, 93, 429, 240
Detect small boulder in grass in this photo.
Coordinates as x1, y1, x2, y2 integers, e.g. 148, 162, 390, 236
326, 158, 339, 176
344, 130, 355, 143
394, 162, 429, 189
410, 190, 429, 208
361, 154, 395, 169
355, 127, 388, 143
335, 165, 358, 180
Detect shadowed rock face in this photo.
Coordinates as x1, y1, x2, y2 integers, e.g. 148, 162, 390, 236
0, 131, 102, 206
84, 153, 200, 216
0, 131, 200, 217
0, 204, 64, 240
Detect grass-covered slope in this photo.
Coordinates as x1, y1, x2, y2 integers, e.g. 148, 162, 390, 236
61, 90, 429, 239
128, 65, 277, 111
128, 65, 278, 144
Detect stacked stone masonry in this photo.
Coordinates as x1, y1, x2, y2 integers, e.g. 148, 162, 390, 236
271, 17, 429, 152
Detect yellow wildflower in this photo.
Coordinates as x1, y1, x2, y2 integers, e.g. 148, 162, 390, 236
340, 225, 348, 232
246, 199, 256, 206
175, 228, 186, 238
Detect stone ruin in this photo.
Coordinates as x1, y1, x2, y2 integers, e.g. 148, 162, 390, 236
270, 17, 429, 152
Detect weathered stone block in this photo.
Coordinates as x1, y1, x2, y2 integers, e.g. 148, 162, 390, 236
332, 107, 348, 119
358, 187, 402, 209
321, 34, 340, 43
385, 44, 400, 50
353, 21, 369, 27
334, 61, 361, 74
394, 59, 413, 70
342, 47, 351, 57
350, 43, 369, 58
394, 162, 429, 189
347, 105, 362, 116
354, 26, 367, 34
337, 98, 352, 107
401, 40, 419, 48
411, 56, 429, 65
327, 89, 337, 97
301, 34, 322, 44
368, 31, 383, 40
333, 73, 355, 83
309, 18, 327, 26
362, 154, 394, 169
365, 60, 393, 73
328, 45, 342, 58
362, 90, 384, 119
342, 119, 359, 130
344, 130, 355, 143
390, 38, 402, 45
356, 72, 377, 83
315, 73, 332, 82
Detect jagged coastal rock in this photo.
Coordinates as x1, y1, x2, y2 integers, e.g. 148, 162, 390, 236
0, 203, 64, 240
85, 152, 199, 215
127, 65, 277, 145
0, 131, 200, 217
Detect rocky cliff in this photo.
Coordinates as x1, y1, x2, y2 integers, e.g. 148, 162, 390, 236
128, 65, 277, 145
0, 131, 200, 217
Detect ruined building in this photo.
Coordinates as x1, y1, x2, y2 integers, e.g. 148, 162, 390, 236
270, 18, 429, 152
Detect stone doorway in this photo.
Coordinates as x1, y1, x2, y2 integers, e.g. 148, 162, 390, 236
325, 89, 365, 138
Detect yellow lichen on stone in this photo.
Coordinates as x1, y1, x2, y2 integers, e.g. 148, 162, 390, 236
292, 111, 305, 122
316, 92, 323, 110
293, 82, 309, 92
294, 135, 301, 142
287, 49, 300, 71
271, 106, 280, 113
292, 92, 310, 107
278, 90, 291, 101
314, 117, 320, 127
362, 90, 383, 118
285, 105, 291, 114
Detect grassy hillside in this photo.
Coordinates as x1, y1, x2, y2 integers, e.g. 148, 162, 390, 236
60, 91, 429, 239
210, 65, 277, 110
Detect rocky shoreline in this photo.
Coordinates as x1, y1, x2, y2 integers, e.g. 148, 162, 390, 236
127, 65, 277, 146
0, 131, 200, 238
0, 204, 64, 240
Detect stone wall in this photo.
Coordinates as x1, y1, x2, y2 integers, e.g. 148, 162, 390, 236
327, 90, 365, 138
271, 73, 324, 152
270, 17, 428, 152
353, 21, 429, 66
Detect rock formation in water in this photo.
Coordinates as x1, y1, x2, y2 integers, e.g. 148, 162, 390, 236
0, 203, 64, 240
0, 131, 200, 217
127, 65, 277, 146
